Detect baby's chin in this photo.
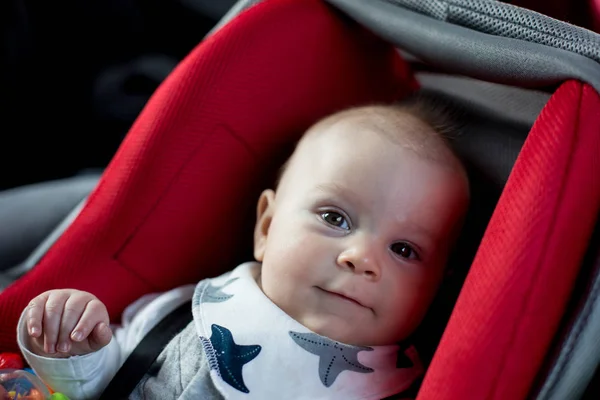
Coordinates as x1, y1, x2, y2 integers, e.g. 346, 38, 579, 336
298, 313, 395, 347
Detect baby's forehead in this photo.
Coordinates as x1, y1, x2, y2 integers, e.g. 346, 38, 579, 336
276, 103, 468, 193
300, 105, 457, 167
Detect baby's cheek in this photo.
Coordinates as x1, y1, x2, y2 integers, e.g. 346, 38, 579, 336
263, 237, 312, 282
384, 272, 432, 313
273, 229, 314, 261
403, 261, 445, 291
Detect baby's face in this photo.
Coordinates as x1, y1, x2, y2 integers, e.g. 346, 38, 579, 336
254, 118, 469, 346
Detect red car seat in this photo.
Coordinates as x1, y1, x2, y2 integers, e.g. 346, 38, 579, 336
1, 0, 599, 399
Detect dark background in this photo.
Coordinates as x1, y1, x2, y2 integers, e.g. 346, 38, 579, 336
0, 0, 237, 190
0, 0, 595, 191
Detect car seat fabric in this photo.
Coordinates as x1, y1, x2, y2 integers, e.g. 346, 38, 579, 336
328, 0, 600, 94
416, 72, 551, 185
506, 0, 598, 34
0, 174, 100, 273
534, 240, 600, 399
417, 79, 600, 400
208, 0, 263, 37
0, 0, 415, 353
323, 2, 600, 398
396, 74, 539, 367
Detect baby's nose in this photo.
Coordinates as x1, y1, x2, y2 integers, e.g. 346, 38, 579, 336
337, 247, 381, 280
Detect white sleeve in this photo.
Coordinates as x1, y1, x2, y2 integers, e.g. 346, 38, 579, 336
17, 284, 196, 400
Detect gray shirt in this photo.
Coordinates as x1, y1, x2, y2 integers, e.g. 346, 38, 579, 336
131, 321, 223, 400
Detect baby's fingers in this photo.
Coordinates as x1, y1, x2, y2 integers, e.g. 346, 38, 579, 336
42, 291, 70, 354
71, 299, 110, 345
56, 293, 92, 353
26, 293, 50, 338
88, 322, 113, 351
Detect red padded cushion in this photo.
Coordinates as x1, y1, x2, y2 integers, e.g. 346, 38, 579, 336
0, 0, 415, 352
418, 80, 600, 400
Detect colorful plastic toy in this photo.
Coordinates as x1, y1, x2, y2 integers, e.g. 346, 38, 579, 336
0, 369, 70, 400
0, 369, 49, 399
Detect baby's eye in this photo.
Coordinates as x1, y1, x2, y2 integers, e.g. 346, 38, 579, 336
320, 211, 350, 230
391, 242, 419, 260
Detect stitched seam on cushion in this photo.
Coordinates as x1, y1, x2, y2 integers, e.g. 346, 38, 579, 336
488, 82, 583, 400
114, 124, 257, 277
113, 259, 160, 291
219, 124, 260, 161
113, 125, 219, 260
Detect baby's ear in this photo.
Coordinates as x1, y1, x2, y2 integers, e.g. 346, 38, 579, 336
254, 189, 276, 262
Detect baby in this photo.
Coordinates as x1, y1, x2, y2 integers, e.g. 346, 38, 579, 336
17, 97, 469, 399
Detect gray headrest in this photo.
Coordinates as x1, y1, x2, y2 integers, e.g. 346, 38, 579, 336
326, 0, 600, 93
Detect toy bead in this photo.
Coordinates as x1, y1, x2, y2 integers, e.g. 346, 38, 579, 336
0, 354, 24, 370
28, 388, 46, 400
49, 393, 70, 400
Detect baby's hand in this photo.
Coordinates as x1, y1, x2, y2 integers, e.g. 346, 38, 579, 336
25, 289, 112, 358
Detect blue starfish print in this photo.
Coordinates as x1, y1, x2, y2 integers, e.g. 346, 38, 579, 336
201, 324, 261, 393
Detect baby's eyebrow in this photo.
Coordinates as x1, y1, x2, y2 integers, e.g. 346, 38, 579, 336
314, 183, 366, 211
394, 218, 437, 248
315, 183, 357, 199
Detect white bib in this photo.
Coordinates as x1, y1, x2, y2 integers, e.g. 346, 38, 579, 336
192, 262, 423, 400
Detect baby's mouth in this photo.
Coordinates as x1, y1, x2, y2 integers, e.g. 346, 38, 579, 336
316, 287, 369, 309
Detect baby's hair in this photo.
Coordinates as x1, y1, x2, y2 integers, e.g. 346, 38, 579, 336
274, 92, 464, 188
395, 91, 465, 141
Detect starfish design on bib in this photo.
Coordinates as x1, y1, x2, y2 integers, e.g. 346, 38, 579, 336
289, 331, 374, 387
201, 324, 261, 393
197, 277, 239, 304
